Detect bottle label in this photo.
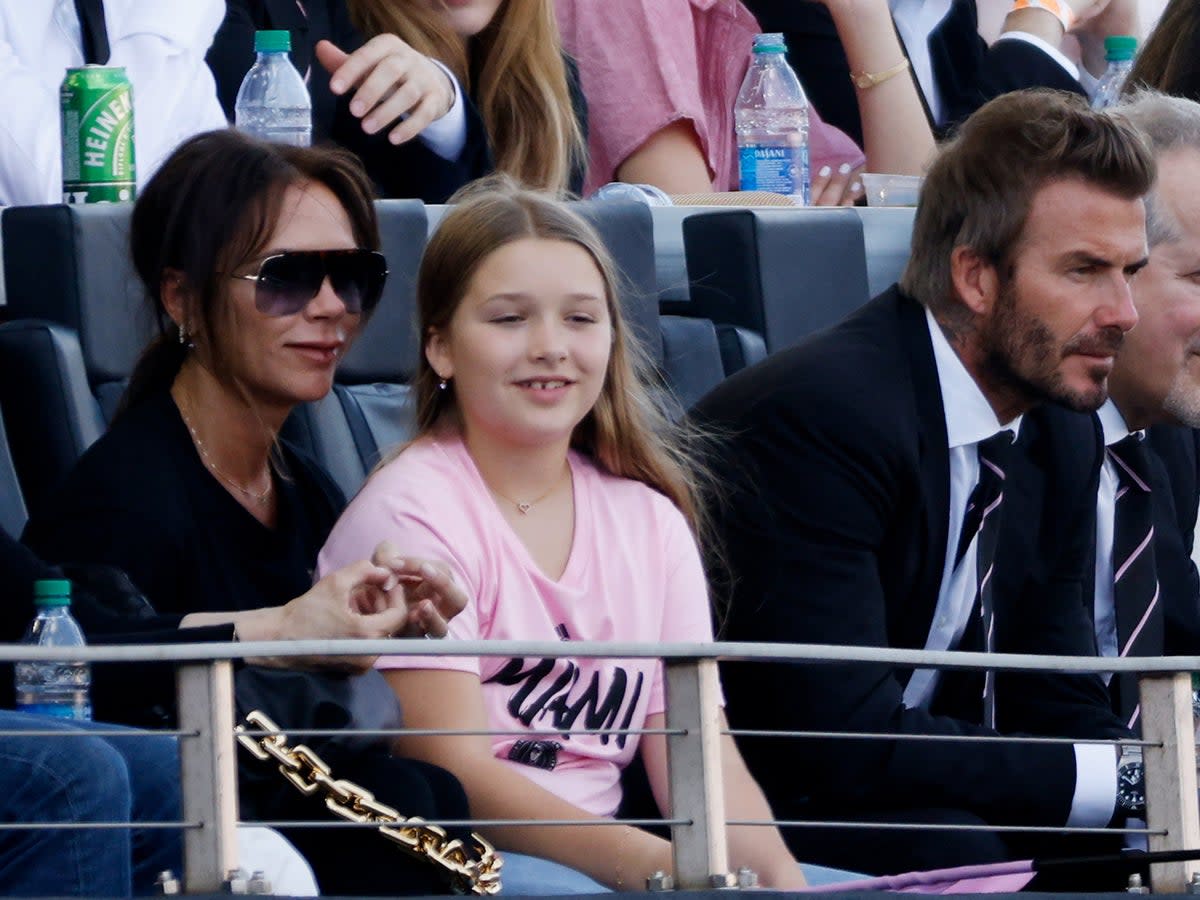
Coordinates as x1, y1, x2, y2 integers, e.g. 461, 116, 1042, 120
738, 143, 811, 205
15, 702, 92, 721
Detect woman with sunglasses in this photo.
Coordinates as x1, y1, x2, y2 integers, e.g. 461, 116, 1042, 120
21, 129, 483, 895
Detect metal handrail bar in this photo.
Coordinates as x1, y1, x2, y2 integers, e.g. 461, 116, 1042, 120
726, 729, 1159, 746
0, 727, 196, 738
0, 822, 197, 831
4, 638, 1200, 674
234, 726, 681, 738
247, 818, 690, 829
736, 820, 1164, 836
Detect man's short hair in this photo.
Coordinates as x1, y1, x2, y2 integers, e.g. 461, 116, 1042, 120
1114, 89, 1200, 247
900, 89, 1156, 318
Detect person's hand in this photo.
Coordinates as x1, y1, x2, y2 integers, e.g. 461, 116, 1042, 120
367, 541, 468, 639
249, 555, 416, 672
316, 36, 456, 145
811, 162, 865, 207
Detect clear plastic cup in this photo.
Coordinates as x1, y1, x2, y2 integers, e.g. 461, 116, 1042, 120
861, 173, 923, 207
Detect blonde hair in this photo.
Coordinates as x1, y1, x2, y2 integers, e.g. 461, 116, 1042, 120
383, 176, 709, 541
348, 0, 585, 193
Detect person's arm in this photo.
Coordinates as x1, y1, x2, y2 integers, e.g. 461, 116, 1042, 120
384, 668, 673, 889
615, 120, 715, 194
639, 711, 806, 889
818, 0, 935, 174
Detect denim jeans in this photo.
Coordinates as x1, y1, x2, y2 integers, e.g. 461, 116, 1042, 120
0, 711, 182, 896
498, 853, 864, 894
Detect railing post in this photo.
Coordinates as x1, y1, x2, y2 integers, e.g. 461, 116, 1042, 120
1140, 672, 1200, 893
664, 657, 729, 890
177, 660, 239, 893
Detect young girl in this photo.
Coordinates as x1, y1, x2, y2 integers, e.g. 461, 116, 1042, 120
318, 177, 842, 889
346, 0, 586, 193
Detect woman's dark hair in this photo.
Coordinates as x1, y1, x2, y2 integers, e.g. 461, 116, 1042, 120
119, 129, 381, 416
1125, 0, 1200, 103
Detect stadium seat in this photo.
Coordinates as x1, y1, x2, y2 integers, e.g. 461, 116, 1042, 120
682, 208, 872, 360
856, 206, 917, 298
0, 405, 27, 539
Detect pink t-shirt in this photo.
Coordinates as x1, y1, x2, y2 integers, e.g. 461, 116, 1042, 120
556, 0, 866, 194
317, 435, 717, 817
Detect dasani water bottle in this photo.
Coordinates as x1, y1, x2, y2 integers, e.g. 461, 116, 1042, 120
735, 33, 811, 205
1091, 36, 1137, 110
15, 579, 92, 720
235, 30, 312, 146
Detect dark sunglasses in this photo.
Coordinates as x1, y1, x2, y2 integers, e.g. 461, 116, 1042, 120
230, 249, 389, 317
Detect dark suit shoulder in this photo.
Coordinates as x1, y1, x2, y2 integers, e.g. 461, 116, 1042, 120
696, 291, 919, 438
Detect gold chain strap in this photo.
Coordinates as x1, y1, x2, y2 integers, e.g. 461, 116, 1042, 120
235, 710, 503, 895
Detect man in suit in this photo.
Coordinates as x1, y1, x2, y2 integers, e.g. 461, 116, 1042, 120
1084, 91, 1200, 732
694, 90, 1153, 875
744, 0, 1106, 145
206, 0, 491, 203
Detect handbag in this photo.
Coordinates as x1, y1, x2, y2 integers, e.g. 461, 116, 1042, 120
232, 666, 502, 896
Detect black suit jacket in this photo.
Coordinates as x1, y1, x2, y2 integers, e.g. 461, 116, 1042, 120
206, 0, 493, 202
743, 0, 1086, 144
693, 287, 1125, 833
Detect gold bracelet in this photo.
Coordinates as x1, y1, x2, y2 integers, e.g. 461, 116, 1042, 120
850, 58, 911, 90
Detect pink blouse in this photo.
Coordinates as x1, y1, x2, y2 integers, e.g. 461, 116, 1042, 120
556, 0, 866, 195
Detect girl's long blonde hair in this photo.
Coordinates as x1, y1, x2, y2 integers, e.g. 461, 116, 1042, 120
387, 176, 710, 542
348, 0, 585, 194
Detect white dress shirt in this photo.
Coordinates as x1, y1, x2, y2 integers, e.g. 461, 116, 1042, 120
907, 308, 1116, 827
904, 307, 1022, 709
0, 0, 229, 206
1094, 400, 1135, 675
887, 0, 1079, 126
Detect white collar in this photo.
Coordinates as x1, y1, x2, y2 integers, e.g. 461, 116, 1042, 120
1098, 399, 1138, 447
925, 307, 1023, 448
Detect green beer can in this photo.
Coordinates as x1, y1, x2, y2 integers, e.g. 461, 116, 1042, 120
60, 65, 136, 204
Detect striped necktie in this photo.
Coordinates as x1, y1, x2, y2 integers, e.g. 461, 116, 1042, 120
1108, 434, 1159, 730
959, 430, 1014, 729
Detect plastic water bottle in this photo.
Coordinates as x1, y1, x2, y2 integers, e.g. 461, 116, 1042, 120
235, 30, 312, 146
1091, 36, 1137, 110
735, 33, 811, 205
15, 579, 91, 720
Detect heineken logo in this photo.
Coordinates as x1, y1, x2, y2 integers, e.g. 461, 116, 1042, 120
83, 90, 133, 169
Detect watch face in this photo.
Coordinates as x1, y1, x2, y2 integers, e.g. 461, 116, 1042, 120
1118, 762, 1146, 812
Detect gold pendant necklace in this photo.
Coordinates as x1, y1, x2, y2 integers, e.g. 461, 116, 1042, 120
176, 395, 273, 506
489, 467, 569, 515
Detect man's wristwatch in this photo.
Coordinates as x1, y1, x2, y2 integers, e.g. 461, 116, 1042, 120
1117, 748, 1147, 818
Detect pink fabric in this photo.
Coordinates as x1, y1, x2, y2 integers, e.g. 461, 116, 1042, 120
317, 435, 718, 818
555, 0, 865, 194
801, 859, 1036, 894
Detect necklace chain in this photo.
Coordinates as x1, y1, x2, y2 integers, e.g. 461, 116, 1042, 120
488, 467, 569, 515
176, 394, 273, 506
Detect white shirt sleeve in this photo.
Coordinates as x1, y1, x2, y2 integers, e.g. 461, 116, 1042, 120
417, 58, 467, 161
0, 38, 66, 206
1066, 742, 1118, 827
994, 30, 1081, 81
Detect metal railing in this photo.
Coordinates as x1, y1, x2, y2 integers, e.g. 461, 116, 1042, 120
2, 640, 1199, 893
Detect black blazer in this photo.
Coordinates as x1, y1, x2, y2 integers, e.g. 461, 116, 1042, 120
743, 0, 1086, 144
206, 0, 493, 202
694, 287, 1125, 831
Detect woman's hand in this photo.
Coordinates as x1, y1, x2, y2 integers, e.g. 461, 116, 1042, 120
811, 163, 866, 206
366, 543, 469, 639
316, 36, 456, 145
